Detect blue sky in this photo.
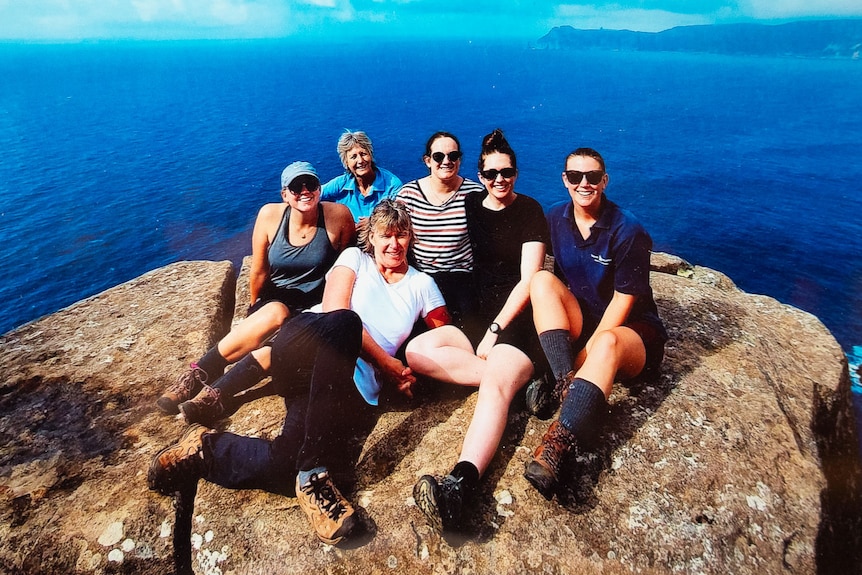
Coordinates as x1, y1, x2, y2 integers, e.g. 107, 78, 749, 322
1, 0, 860, 41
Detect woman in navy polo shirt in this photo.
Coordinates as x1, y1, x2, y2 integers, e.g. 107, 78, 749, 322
523, 147, 667, 498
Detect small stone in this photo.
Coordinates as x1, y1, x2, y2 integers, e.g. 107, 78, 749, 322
107, 549, 124, 563
97, 521, 124, 547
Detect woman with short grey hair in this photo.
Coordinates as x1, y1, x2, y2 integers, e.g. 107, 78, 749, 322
321, 129, 403, 223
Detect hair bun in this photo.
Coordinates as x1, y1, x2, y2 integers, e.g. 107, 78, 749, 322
482, 128, 508, 151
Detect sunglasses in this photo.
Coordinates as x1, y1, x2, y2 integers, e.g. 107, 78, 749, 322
564, 170, 605, 186
287, 176, 320, 194
431, 150, 462, 163
480, 167, 517, 180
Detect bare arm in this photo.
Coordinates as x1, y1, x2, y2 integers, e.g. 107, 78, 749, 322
322, 264, 416, 396
322, 202, 357, 252
248, 204, 282, 306
475, 240, 546, 358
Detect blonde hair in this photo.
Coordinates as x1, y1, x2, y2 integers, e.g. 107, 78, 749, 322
358, 199, 415, 255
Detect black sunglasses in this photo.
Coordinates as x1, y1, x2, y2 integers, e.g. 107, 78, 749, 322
480, 167, 517, 180
287, 176, 320, 194
431, 151, 462, 163
564, 170, 604, 186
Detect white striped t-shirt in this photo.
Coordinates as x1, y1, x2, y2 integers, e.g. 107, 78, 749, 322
396, 177, 484, 274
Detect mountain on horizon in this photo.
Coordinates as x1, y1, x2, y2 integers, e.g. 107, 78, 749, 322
536, 19, 862, 59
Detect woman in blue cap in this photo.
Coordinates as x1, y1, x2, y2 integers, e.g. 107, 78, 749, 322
148, 200, 450, 546
156, 161, 355, 416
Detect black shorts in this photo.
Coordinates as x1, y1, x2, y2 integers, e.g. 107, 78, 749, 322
467, 306, 547, 370
623, 320, 666, 382
247, 284, 324, 317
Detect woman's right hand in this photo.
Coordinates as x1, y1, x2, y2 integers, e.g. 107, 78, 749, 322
377, 355, 416, 398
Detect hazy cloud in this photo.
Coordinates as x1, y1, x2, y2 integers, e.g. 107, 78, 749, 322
0, 0, 859, 41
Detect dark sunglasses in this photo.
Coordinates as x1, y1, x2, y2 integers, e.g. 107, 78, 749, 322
287, 176, 320, 194
431, 150, 462, 163
564, 170, 604, 186
480, 167, 517, 180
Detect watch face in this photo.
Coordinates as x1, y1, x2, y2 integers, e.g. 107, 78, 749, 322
490, 322, 500, 333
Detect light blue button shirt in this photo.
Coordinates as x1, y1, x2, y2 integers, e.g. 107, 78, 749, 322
321, 166, 403, 222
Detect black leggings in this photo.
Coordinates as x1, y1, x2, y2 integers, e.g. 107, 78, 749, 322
202, 310, 372, 491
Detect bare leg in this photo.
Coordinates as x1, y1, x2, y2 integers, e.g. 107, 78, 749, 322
216, 302, 290, 363
459, 344, 534, 475
576, 327, 646, 397
530, 270, 583, 336
406, 325, 485, 386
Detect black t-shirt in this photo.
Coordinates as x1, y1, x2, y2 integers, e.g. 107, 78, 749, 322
465, 190, 550, 315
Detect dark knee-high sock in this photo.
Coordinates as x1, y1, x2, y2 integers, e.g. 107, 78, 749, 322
197, 346, 230, 379
558, 378, 608, 447
450, 460, 480, 494
212, 354, 264, 398
538, 329, 574, 381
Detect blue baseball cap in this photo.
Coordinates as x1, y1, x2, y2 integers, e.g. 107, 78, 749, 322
281, 161, 319, 189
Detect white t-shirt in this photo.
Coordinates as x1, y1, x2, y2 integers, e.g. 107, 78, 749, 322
309, 247, 445, 405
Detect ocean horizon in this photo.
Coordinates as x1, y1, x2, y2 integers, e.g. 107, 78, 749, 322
2, 39, 861, 398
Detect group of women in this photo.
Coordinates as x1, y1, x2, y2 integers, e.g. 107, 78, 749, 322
148, 128, 667, 546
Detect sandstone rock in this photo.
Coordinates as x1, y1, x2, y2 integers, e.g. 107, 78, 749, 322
0, 254, 859, 574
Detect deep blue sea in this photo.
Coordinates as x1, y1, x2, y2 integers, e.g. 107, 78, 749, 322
1, 39, 861, 448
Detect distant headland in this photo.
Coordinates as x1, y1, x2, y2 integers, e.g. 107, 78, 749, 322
536, 19, 862, 59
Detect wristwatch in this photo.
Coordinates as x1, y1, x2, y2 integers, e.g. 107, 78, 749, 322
489, 322, 502, 334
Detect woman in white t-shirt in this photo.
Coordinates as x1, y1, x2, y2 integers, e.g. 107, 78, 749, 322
147, 200, 449, 548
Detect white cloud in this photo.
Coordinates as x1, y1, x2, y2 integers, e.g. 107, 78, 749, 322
210, 0, 251, 25
1, 1, 860, 41
738, 0, 862, 19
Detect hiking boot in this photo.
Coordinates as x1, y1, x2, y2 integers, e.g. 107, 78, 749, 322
525, 371, 576, 417
524, 420, 575, 498
178, 384, 226, 426
413, 474, 463, 534
147, 424, 210, 495
156, 363, 209, 415
295, 471, 357, 545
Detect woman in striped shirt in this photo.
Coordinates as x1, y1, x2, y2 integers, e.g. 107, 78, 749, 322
397, 131, 484, 334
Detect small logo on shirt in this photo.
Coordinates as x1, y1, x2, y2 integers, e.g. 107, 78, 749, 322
591, 254, 612, 266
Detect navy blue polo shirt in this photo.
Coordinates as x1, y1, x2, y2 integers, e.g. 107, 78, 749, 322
547, 197, 665, 337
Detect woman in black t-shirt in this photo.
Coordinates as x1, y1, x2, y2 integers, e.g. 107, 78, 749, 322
406, 129, 549, 534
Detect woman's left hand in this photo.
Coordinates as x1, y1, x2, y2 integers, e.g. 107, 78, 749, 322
476, 331, 497, 360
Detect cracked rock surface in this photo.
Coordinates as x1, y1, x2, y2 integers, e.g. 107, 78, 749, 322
1, 254, 860, 574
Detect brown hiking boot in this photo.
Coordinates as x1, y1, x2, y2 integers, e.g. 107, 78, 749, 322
296, 471, 357, 545
156, 363, 209, 415
524, 420, 575, 498
147, 424, 211, 495
178, 384, 226, 426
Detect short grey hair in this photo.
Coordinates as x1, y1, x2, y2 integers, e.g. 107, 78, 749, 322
336, 129, 375, 170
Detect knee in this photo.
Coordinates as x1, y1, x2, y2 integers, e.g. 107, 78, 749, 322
586, 330, 623, 362
529, 270, 563, 302
258, 302, 290, 329
328, 309, 362, 350
405, 330, 435, 366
